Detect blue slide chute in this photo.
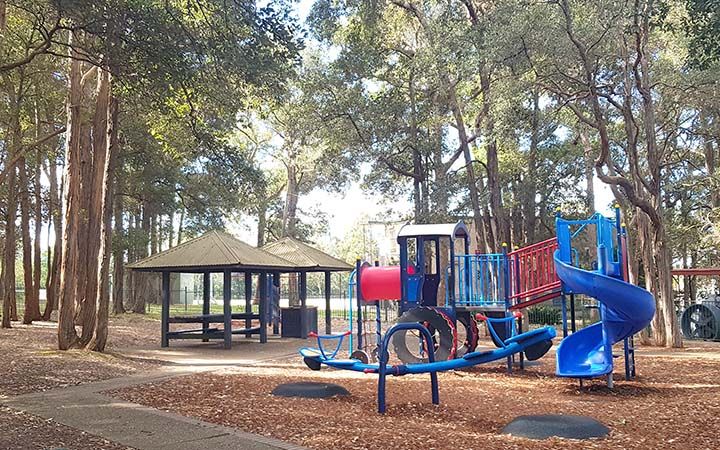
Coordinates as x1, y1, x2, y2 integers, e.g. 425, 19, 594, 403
553, 253, 655, 378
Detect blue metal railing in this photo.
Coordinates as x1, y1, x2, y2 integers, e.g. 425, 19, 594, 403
454, 254, 508, 307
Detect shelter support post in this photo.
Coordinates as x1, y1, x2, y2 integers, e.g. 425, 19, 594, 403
245, 272, 252, 338
202, 272, 211, 342
223, 269, 232, 349
299, 271, 308, 338
161, 271, 170, 347
272, 273, 280, 335
259, 272, 268, 343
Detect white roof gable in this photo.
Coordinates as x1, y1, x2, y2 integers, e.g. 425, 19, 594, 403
396, 221, 469, 239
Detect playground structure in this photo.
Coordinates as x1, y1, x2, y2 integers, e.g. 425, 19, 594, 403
300, 207, 656, 409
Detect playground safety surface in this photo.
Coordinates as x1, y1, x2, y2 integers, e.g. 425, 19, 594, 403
108, 339, 720, 450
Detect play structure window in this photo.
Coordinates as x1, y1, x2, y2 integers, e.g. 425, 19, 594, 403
424, 240, 437, 275
406, 238, 417, 271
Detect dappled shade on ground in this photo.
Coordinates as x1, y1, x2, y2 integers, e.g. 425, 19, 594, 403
0, 315, 161, 450
109, 342, 720, 450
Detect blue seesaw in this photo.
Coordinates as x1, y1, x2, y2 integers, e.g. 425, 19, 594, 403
300, 312, 555, 413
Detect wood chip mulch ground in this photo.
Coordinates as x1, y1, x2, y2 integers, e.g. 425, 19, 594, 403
0, 314, 162, 450
0, 315, 162, 398
109, 341, 720, 450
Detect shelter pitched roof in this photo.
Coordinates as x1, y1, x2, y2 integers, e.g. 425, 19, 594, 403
262, 237, 353, 272
127, 230, 294, 271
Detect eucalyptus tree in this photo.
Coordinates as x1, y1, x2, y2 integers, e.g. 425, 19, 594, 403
509, 0, 720, 346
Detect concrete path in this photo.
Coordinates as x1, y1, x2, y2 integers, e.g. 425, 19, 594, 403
117, 335, 309, 367
2, 360, 308, 450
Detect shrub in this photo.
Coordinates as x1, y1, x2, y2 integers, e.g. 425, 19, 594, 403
528, 305, 562, 325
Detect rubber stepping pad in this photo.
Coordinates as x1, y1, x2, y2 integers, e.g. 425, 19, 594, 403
502, 414, 609, 440
271, 382, 350, 398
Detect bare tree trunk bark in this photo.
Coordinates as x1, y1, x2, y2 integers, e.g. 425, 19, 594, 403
167, 211, 174, 248
409, 71, 425, 223
57, 50, 84, 349
2, 75, 23, 327
480, 69, 509, 249
1, 164, 17, 329
150, 213, 158, 255
257, 201, 267, 246
112, 190, 125, 315
20, 156, 41, 323
42, 152, 62, 320
522, 91, 540, 245
90, 90, 119, 351
176, 207, 185, 244
130, 204, 150, 314
282, 157, 299, 239
33, 137, 43, 317
77, 68, 111, 346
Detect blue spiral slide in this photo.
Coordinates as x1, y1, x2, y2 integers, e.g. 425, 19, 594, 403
553, 253, 656, 378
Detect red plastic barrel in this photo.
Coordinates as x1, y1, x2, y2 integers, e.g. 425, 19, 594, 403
359, 265, 402, 301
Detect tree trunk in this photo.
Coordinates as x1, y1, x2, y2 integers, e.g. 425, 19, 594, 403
555, 0, 680, 347
130, 204, 151, 314
42, 153, 62, 320
409, 71, 425, 223
257, 201, 267, 246
2, 75, 23, 328
112, 190, 125, 315
446, 78, 484, 249
150, 213, 158, 255
282, 157, 299, 238
57, 50, 84, 349
90, 91, 119, 352
33, 138, 43, 317
480, 69, 509, 249
77, 68, 111, 346
20, 156, 41, 323
1, 163, 17, 328
522, 91, 540, 245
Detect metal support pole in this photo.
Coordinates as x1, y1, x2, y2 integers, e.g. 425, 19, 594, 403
356, 259, 363, 350
161, 271, 170, 347
570, 293, 577, 333
324, 271, 332, 334
560, 293, 568, 338
222, 269, 232, 349
502, 243, 512, 374
624, 337, 631, 380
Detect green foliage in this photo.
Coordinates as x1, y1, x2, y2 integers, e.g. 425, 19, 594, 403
528, 305, 562, 325
685, 0, 720, 68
